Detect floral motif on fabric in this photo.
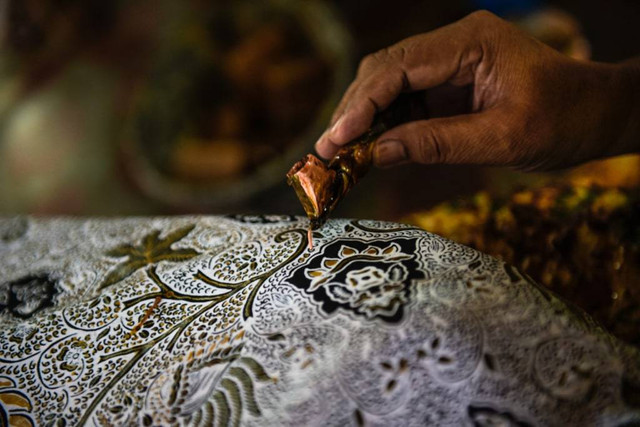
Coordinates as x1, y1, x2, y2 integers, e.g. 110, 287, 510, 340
0, 216, 638, 426
290, 240, 422, 322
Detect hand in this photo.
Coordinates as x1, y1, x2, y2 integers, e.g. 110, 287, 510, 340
315, 11, 639, 171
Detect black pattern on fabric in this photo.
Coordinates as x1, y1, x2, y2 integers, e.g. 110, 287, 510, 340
0, 274, 59, 319
0, 215, 638, 426
288, 238, 423, 322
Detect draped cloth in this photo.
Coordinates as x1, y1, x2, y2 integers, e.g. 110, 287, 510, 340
0, 215, 638, 425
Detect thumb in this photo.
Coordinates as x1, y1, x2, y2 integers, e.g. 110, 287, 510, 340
372, 111, 515, 167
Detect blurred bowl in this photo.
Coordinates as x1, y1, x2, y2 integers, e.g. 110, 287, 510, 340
121, 0, 353, 210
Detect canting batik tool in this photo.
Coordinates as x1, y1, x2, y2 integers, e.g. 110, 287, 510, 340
287, 92, 426, 246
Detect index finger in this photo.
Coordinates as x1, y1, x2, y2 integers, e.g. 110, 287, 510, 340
315, 11, 491, 158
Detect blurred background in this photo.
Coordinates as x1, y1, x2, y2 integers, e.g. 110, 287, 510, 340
1, 0, 640, 344
0, 0, 638, 218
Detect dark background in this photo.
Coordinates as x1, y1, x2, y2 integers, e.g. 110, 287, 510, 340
0, 0, 638, 220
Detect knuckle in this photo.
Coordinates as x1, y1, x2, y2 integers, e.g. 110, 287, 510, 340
397, 45, 408, 61
416, 126, 447, 164
358, 53, 378, 74
466, 10, 507, 37
381, 44, 409, 64
372, 47, 392, 63
357, 40, 413, 80
358, 46, 398, 75
468, 9, 497, 22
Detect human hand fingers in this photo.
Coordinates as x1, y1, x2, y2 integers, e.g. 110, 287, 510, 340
314, 11, 496, 159
372, 109, 518, 168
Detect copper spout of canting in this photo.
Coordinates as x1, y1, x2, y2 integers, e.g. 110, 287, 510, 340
286, 154, 336, 230
286, 91, 428, 233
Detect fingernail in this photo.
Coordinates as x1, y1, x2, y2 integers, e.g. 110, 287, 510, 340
314, 131, 324, 149
314, 132, 332, 159
330, 115, 344, 137
374, 140, 408, 167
